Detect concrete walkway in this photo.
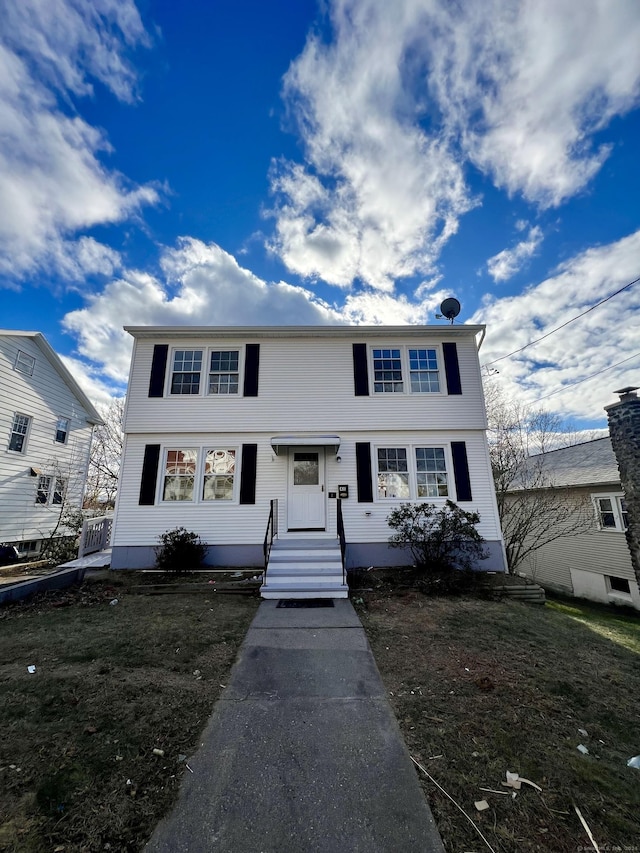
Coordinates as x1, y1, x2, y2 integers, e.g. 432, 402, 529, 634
145, 599, 445, 853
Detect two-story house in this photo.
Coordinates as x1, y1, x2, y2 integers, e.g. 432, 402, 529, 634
0, 331, 103, 557
111, 326, 506, 597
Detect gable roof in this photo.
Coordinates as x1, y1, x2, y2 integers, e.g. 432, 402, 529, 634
511, 436, 621, 491
0, 330, 103, 425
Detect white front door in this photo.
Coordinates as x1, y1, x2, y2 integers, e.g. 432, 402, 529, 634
287, 448, 325, 530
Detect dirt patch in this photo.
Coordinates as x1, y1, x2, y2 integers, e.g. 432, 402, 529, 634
0, 577, 259, 852
358, 589, 640, 853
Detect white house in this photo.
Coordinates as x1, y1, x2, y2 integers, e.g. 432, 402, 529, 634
0, 331, 103, 557
111, 325, 506, 596
512, 437, 638, 610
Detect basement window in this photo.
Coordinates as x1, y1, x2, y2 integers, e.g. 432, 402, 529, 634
607, 576, 631, 595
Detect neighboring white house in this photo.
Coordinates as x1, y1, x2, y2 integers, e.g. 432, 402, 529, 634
513, 437, 638, 610
0, 331, 103, 556
111, 325, 506, 595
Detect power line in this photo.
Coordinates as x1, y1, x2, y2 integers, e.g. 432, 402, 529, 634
482, 274, 640, 368
534, 350, 640, 403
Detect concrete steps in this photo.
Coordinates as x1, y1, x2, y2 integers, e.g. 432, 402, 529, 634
261, 538, 348, 599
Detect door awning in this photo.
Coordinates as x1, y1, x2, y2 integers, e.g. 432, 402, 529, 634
270, 434, 341, 455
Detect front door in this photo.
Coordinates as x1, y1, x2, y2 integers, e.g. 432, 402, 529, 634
287, 448, 325, 530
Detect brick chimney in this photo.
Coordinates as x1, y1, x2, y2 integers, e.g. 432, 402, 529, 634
605, 386, 640, 585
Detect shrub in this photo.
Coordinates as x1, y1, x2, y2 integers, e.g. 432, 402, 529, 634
155, 527, 206, 573
387, 500, 488, 573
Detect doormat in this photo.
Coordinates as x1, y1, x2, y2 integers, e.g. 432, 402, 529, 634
277, 599, 335, 608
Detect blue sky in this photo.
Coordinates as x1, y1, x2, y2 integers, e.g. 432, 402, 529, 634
1, 0, 639, 429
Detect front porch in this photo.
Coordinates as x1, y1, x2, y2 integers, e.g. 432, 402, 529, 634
261, 537, 348, 599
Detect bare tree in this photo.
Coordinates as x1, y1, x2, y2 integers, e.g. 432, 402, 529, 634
485, 381, 595, 573
84, 397, 124, 510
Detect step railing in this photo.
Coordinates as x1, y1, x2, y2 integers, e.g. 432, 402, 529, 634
78, 515, 113, 558
337, 498, 347, 587
263, 499, 278, 578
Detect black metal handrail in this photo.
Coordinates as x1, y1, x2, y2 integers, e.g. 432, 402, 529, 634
263, 498, 278, 579
337, 498, 346, 586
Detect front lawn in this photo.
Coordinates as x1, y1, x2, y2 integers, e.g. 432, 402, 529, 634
359, 591, 640, 853
0, 575, 259, 852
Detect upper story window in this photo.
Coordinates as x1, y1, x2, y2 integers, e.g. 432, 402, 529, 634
55, 417, 70, 444
208, 351, 239, 395
36, 475, 66, 506
371, 346, 440, 394
593, 494, 628, 532
14, 350, 35, 376
8, 413, 31, 453
170, 350, 202, 395
377, 445, 450, 500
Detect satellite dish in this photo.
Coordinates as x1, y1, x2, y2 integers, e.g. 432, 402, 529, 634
439, 297, 461, 323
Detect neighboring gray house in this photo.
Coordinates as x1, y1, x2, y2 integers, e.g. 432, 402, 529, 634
514, 437, 637, 610
0, 331, 102, 556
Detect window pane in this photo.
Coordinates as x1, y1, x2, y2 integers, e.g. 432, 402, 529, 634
409, 349, 439, 393
36, 476, 51, 504
377, 448, 409, 498
15, 351, 35, 375
203, 449, 235, 500
53, 478, 65, 505
608, 576, 631, 594
378, 473, 410, 499
55, 417, 69, 443
373, 348, 403, 393
293, 452, 319, 485
171, 350, 202, 394
163, 449, 197, 501
619, 498, 629, 530
9, 414, 30, 452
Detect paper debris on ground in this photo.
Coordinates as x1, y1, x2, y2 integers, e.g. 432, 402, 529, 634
474, 799, 490, 811
577, 744, 589, 755
627, 755, 640, 769
578, 728, 588, 737
27, 665, 36, 674
502, 771, 542, 792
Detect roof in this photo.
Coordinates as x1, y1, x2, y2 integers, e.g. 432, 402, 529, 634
510, 436, 621, 491
124, 324, 486, 347
0, 330, 103, 425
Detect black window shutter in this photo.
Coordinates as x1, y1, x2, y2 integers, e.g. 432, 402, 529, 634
239, 444, 258, 504
451, 441, 472, 501
148, 345, 168, 397
139, 444, 161, 505
355, 442, 374, 502
243, 344, 260, 397
442, 342, 462, 395
352, 344, 370, 396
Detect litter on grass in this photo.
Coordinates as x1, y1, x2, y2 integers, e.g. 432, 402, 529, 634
502, 771, 542, 793
577, 744, 589, 755
27, 665, 36, 674
627, 756, 640, 769
474, 800, 490, 811
109, 599, 118, 606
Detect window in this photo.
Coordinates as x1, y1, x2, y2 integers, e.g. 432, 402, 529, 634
377, 448, 410, 498
607, 576, 631, 595
52, 478, 65, 505
594, 494, 628, 532
202, 449, 236, 500
14, 350, 35, 376
170, 350, 202, 395
55, 417, 70, 444
162, 450, 197, 501
377, 445, 450, 500
371, 346, 441, 394
373, 349, 403, 393
415, 447, 448, 497
409, 349, 440, 393
8, 413, 30, 452
208, 351, 239, 395
36, 476, 51, 504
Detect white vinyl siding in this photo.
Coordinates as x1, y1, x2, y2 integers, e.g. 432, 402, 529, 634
0, 334, 95, 544
124, 335, 486, 434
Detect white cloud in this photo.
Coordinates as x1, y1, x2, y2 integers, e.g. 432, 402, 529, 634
270, 0, 640, 288
63, 239, 343, 383
487, 226, 543, 283
473, 230, 640, 422
0, 0, 159, 282
59, 354, 124, 408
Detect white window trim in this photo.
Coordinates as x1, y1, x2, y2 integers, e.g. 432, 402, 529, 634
165, 346, 246, 398
158, 445, 240, 504
373, 443, 453, 502
14, 350, 36, 376
36, 475, 67, 506
369, 344, 444, 396
7, 412, 32, 454
592, 493, 627, 532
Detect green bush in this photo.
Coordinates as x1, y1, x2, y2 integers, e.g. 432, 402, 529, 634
155, 527, 206, 573
387, 500, 487, 573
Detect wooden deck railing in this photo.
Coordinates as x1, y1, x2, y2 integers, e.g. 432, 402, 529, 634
78, 515, 113, 558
